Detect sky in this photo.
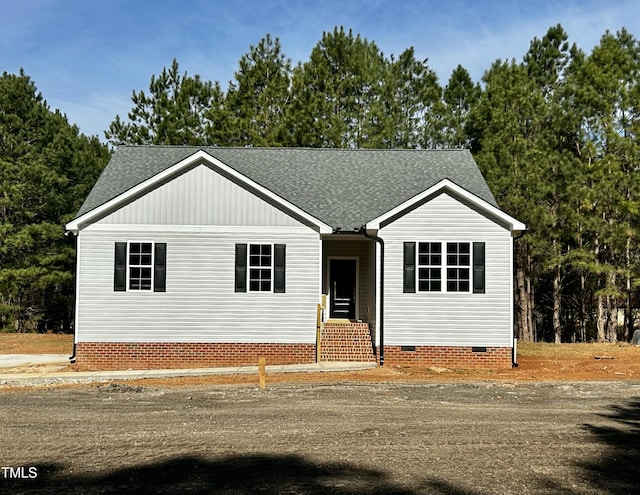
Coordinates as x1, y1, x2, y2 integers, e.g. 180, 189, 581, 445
2, 0, 640, 140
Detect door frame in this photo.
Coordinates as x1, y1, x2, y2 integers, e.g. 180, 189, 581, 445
326, 256, 359, 320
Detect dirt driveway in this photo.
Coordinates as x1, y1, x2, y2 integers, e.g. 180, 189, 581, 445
2, 380, 639, 495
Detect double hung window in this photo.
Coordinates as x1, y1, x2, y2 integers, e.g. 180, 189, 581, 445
445, 242, 470, 292
417, 242, 442, 292
114, 242, 166, 292
404, 241, 484, 294
235, 243, 286, 293
129, 242, 153, 290
249, 244, 273, 292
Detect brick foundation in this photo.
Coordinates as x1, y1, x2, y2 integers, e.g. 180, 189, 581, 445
320, 321, 377, 362
75, 342, 315, 370
381, 345, 513, 369
75, 340, 513, 370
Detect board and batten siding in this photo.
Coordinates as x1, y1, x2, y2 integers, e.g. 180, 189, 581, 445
380, 192, 513, 347
76, 164, 320, 344
99, 164, 304, 227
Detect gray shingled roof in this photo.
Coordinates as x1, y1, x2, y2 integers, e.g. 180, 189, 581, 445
76, 146, 497, 231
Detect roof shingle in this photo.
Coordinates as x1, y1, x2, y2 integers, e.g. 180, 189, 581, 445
76, 146, 497, 231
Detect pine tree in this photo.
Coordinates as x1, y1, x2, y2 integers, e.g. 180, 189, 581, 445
225, 34, 292, 146
105, 59, 227, 146
286, 27, 386, 148
374, 48, 440, 148
441, 65, 480, 148
0, 70, 109, 331
469, 58, 543, 341
570, 29, 640, 342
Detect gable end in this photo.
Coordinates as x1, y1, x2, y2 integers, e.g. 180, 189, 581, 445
368, 179, 525, 233
66, 151, 332, 233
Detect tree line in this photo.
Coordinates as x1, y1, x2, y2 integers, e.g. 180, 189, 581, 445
2, 25, 639, 343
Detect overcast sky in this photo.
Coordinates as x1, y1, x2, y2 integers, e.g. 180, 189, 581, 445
3, 0, 640, 139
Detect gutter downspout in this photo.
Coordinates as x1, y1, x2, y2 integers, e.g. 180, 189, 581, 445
511, 230, 526, 368
359, 226, 384, 366
65, 230, 77, 364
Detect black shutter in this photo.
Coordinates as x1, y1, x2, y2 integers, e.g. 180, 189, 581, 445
274, 244, 286, 293
473, 242, 485, 294
235, 244, 247, 292
114, 242, 127, 291
403, 242, 416, 293
154, 243, 167, 292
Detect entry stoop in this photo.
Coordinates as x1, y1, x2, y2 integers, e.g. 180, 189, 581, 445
320, 321, 377, 362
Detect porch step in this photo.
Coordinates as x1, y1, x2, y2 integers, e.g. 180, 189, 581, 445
320, 321, 377, 362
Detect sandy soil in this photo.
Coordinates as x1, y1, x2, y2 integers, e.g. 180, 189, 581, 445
2, 336, 640, 494
2, 380, 639, 495
2, 336, 640, 387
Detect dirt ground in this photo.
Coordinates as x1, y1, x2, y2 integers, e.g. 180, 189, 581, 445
2, 380, 639, 495
1, 336, 640, 494
2, 334, 640, 386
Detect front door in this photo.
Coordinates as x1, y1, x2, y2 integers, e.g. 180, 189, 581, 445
329, 259, 357, 319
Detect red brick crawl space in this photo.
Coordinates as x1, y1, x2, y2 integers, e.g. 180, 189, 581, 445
75, 342, 316, 370
75, 332, 512, 370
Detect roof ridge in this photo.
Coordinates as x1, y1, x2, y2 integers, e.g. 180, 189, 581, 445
118, 145, 469, 152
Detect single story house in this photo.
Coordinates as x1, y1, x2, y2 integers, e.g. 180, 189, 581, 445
65, 147, 525, 370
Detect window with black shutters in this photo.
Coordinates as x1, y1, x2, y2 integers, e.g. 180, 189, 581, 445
114, 242, 166, 292
235, 243, 286, 293
406, 241, 479, 293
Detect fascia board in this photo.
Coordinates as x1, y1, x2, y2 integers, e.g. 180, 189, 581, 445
66, 150, 332, 234
366, 178, 527, 232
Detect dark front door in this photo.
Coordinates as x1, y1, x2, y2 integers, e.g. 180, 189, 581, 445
329, 259, 356, 319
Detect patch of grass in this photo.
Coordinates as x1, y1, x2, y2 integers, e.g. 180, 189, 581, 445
0, 333, 73, 354
517, 341, 634, 358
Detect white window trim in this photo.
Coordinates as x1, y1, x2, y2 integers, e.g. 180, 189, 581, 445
444, 241, 472, 293
417, 242, 442, 292
126, 240, 154, 292
248, 243, 274, 293
416, 241, 472, 294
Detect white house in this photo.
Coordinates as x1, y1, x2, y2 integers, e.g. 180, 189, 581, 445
65, 147, 525, 370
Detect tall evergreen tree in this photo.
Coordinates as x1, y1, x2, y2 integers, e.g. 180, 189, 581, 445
470, 25, 587, 343
375, 48, 440, 148
570, 29, 640, 342
0, 70, 109, 331
441, 65, 480, 148
286, 27, 386, 148
105, 59, 227, 146
469, 58, 543, 341
225, 34, 292, 146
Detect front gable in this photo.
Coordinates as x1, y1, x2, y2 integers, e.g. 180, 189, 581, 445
96, 164, 306, 228
367, 179, 525, 234
66, 150, 332, 234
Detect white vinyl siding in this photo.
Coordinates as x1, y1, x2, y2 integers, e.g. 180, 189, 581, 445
76, 163, 321, 343
76, 226, 319, 343
99, 164, 304, 227
381, 192, 513, 347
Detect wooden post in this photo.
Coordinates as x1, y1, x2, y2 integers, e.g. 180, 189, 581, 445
258, 357, 266, 390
